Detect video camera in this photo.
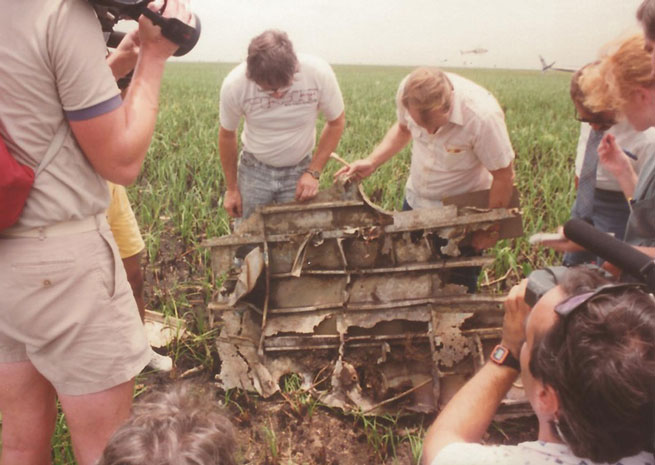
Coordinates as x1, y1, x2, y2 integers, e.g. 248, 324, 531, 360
525, 218, 655, 307
89, 0, 201, 56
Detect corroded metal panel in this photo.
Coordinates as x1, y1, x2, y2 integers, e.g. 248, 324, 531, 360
204, 179, 527, 415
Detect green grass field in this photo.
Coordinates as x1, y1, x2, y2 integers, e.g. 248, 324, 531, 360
18, 63, 580, 463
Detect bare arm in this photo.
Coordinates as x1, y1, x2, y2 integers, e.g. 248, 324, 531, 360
487, 162, 515, 209
69, 0, 191, 186
296, 111, 346, 201
471, 161, 515, 250
422, 363, 517, 464
218, 126, 242, 218
422, 280, 528, 464
335, 122, 411, 179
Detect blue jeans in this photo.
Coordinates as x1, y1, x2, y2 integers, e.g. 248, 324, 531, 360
563, 188, 631, 266
402, 198, 480, 293
237, 151, 311, 219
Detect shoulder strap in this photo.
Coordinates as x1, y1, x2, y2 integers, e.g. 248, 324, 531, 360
35, 120, 70, 177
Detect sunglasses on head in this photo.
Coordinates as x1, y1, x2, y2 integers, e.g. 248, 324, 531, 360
554, 282, 646, 318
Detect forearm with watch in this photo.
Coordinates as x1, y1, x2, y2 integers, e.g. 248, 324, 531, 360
422, 280, 528, 464
421, 353, 519, 464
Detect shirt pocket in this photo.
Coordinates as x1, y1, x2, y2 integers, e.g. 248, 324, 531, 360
434, 142, 476, 170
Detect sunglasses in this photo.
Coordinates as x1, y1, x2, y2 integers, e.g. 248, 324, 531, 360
554, 282, 646, 318
573, 108, 616, 127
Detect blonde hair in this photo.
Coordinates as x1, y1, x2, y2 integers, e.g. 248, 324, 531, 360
97, 383, 236, 465
401, 67, 453, 116
580, 33, 654, 113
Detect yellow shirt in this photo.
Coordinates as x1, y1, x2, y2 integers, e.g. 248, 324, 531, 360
106, 182, 145, 259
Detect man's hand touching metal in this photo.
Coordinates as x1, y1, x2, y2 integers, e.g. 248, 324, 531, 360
224, 189, 243, 218
295, 172, 319, 202
334, 159, 376, 182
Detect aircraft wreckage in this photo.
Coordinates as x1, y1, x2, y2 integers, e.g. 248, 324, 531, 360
203, 177, 527, 416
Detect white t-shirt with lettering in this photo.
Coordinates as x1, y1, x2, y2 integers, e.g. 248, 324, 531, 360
219, 53, 344, 167
397, 72, 515, 209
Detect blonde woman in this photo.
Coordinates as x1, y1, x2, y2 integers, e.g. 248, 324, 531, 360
580, 33, 655, 250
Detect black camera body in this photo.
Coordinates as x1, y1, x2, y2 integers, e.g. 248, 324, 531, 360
89, 0, 201, 56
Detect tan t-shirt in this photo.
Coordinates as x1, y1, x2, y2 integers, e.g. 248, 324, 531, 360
0, 0, 121, 229
397, 73, 515, 209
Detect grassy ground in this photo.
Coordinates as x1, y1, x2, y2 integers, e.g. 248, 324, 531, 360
3, 64, 579, 463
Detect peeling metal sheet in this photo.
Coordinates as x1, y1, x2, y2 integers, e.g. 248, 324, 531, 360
432, 313, 475, 368
206, 180, 528, 416
218, 247, 264, 307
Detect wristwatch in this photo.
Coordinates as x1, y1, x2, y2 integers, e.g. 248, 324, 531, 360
489, 344, 520, 371
304, 168, 321, 180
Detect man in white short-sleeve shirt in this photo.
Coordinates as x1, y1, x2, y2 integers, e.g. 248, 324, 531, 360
219, 29, 345, 219
421, 269, 655, 465
337, 67, 515, 251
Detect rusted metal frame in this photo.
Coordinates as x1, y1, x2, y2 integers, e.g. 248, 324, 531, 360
473, 334, 486, 367
384, 209, 519, 234
270, 256, 495, 278
210, 297, 504, 316
258, 199, 366, 214
201, 208, 519, 248
461, 327, 502, 338
268, 295, 504, 316
257, 217, 272, 355
264, 332, 430, 348
427, 319, 441, 408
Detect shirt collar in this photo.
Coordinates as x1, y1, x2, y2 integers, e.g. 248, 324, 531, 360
449, 88, 464, 127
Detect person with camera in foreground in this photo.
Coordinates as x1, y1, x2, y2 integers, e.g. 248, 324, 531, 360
422, 267, 655, 465
0, 1, 192, 464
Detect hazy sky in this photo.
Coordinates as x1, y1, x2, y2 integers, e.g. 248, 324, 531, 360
173, 0, 643, 70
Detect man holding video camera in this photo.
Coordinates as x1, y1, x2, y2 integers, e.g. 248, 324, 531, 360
422, 267, 655, 465
0, 1, 192, 464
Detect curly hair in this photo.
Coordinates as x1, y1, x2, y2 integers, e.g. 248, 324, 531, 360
246, 29, 298, 88
580, 33, 654, 114
529, 268, 655, 463
97, 382, 236, 465
401, 67, 453, 120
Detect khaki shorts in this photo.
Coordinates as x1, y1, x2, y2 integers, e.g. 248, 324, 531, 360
107, 182, 145, 259
0, 217, 150, 395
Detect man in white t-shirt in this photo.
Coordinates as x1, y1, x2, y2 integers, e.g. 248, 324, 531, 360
421, 268, 655, 465
219, 29, 345, 219
337, 67, 515, 249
